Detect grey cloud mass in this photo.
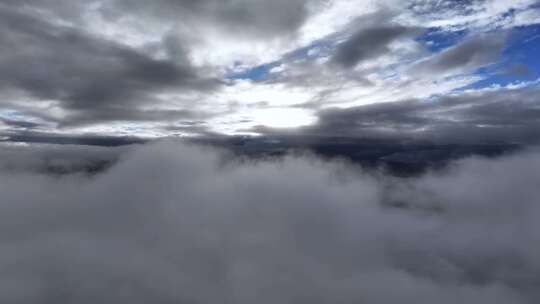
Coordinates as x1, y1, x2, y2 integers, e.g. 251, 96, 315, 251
332, 25, 419, 68
295, 86, 540, 144
106, 0, 318, 38
0, 141, 539, 303
0, 0, 538, 140
0, 117, 41, 129
412, 33, 507, 74
0, 5, 219, 126
1, 2, 539, 302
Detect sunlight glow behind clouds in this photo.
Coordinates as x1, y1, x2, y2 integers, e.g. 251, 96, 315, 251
245, 108, 317, 129
0, 0, 539, 138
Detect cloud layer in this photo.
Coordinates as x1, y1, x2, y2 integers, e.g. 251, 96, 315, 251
0, 0, 539, 140
1, 141, 539, 303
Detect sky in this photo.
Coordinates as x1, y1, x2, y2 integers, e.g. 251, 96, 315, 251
0, 0, 539, 144
2, 1, 540, 302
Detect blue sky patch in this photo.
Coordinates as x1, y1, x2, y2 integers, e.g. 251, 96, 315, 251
225, 40, 335, 81
416, 28, 469, 53
463, 24, 540, 90
226, 62, 283, 81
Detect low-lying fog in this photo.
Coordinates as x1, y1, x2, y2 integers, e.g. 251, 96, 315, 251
1, 141, 539, 303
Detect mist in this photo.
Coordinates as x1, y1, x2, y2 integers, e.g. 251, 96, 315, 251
0, 141, 538, 303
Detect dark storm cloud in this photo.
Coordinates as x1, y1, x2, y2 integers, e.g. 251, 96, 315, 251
0, 117, 41, 129
0, 142, 128, 174
0, 5, 219, 125
59, 108, 212, 128
1, 131, 146, 147
106, 0, 318, 38
294, 86, 540, 144
325, 8, 425, 68
412, 33, 507, 74
332, 25, 419, 68
0, 140, 539, 302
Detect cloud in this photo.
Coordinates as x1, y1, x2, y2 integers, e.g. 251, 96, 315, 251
0, 5, 219, 126
1, 132, 146, 147
0, 140, 539, 302
331, 19, 420, 68
106, 0, 318, 39
408, 0, 540, 31
0, 142, 126, 174
411, 33, 507, 75
286, 85, 540, 144
96, 0, 332, 69
0, 0, 538, 138
0, 117, 41, 129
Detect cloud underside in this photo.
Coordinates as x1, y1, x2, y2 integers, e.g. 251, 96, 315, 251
0, 5, 219, 127
252, 86, 540, 144
1, 141, 539, 303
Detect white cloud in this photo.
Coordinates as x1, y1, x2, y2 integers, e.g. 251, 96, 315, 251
403, 0, 540, 31
1, 0, 538, 137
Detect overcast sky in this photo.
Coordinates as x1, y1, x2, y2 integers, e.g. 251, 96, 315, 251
2, 2, 540, 301
0, 0, 539, 144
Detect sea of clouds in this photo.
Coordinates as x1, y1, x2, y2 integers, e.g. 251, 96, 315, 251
0, 141, 539, 303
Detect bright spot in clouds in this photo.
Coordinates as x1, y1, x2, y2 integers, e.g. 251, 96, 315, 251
249, 108, 316, 129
